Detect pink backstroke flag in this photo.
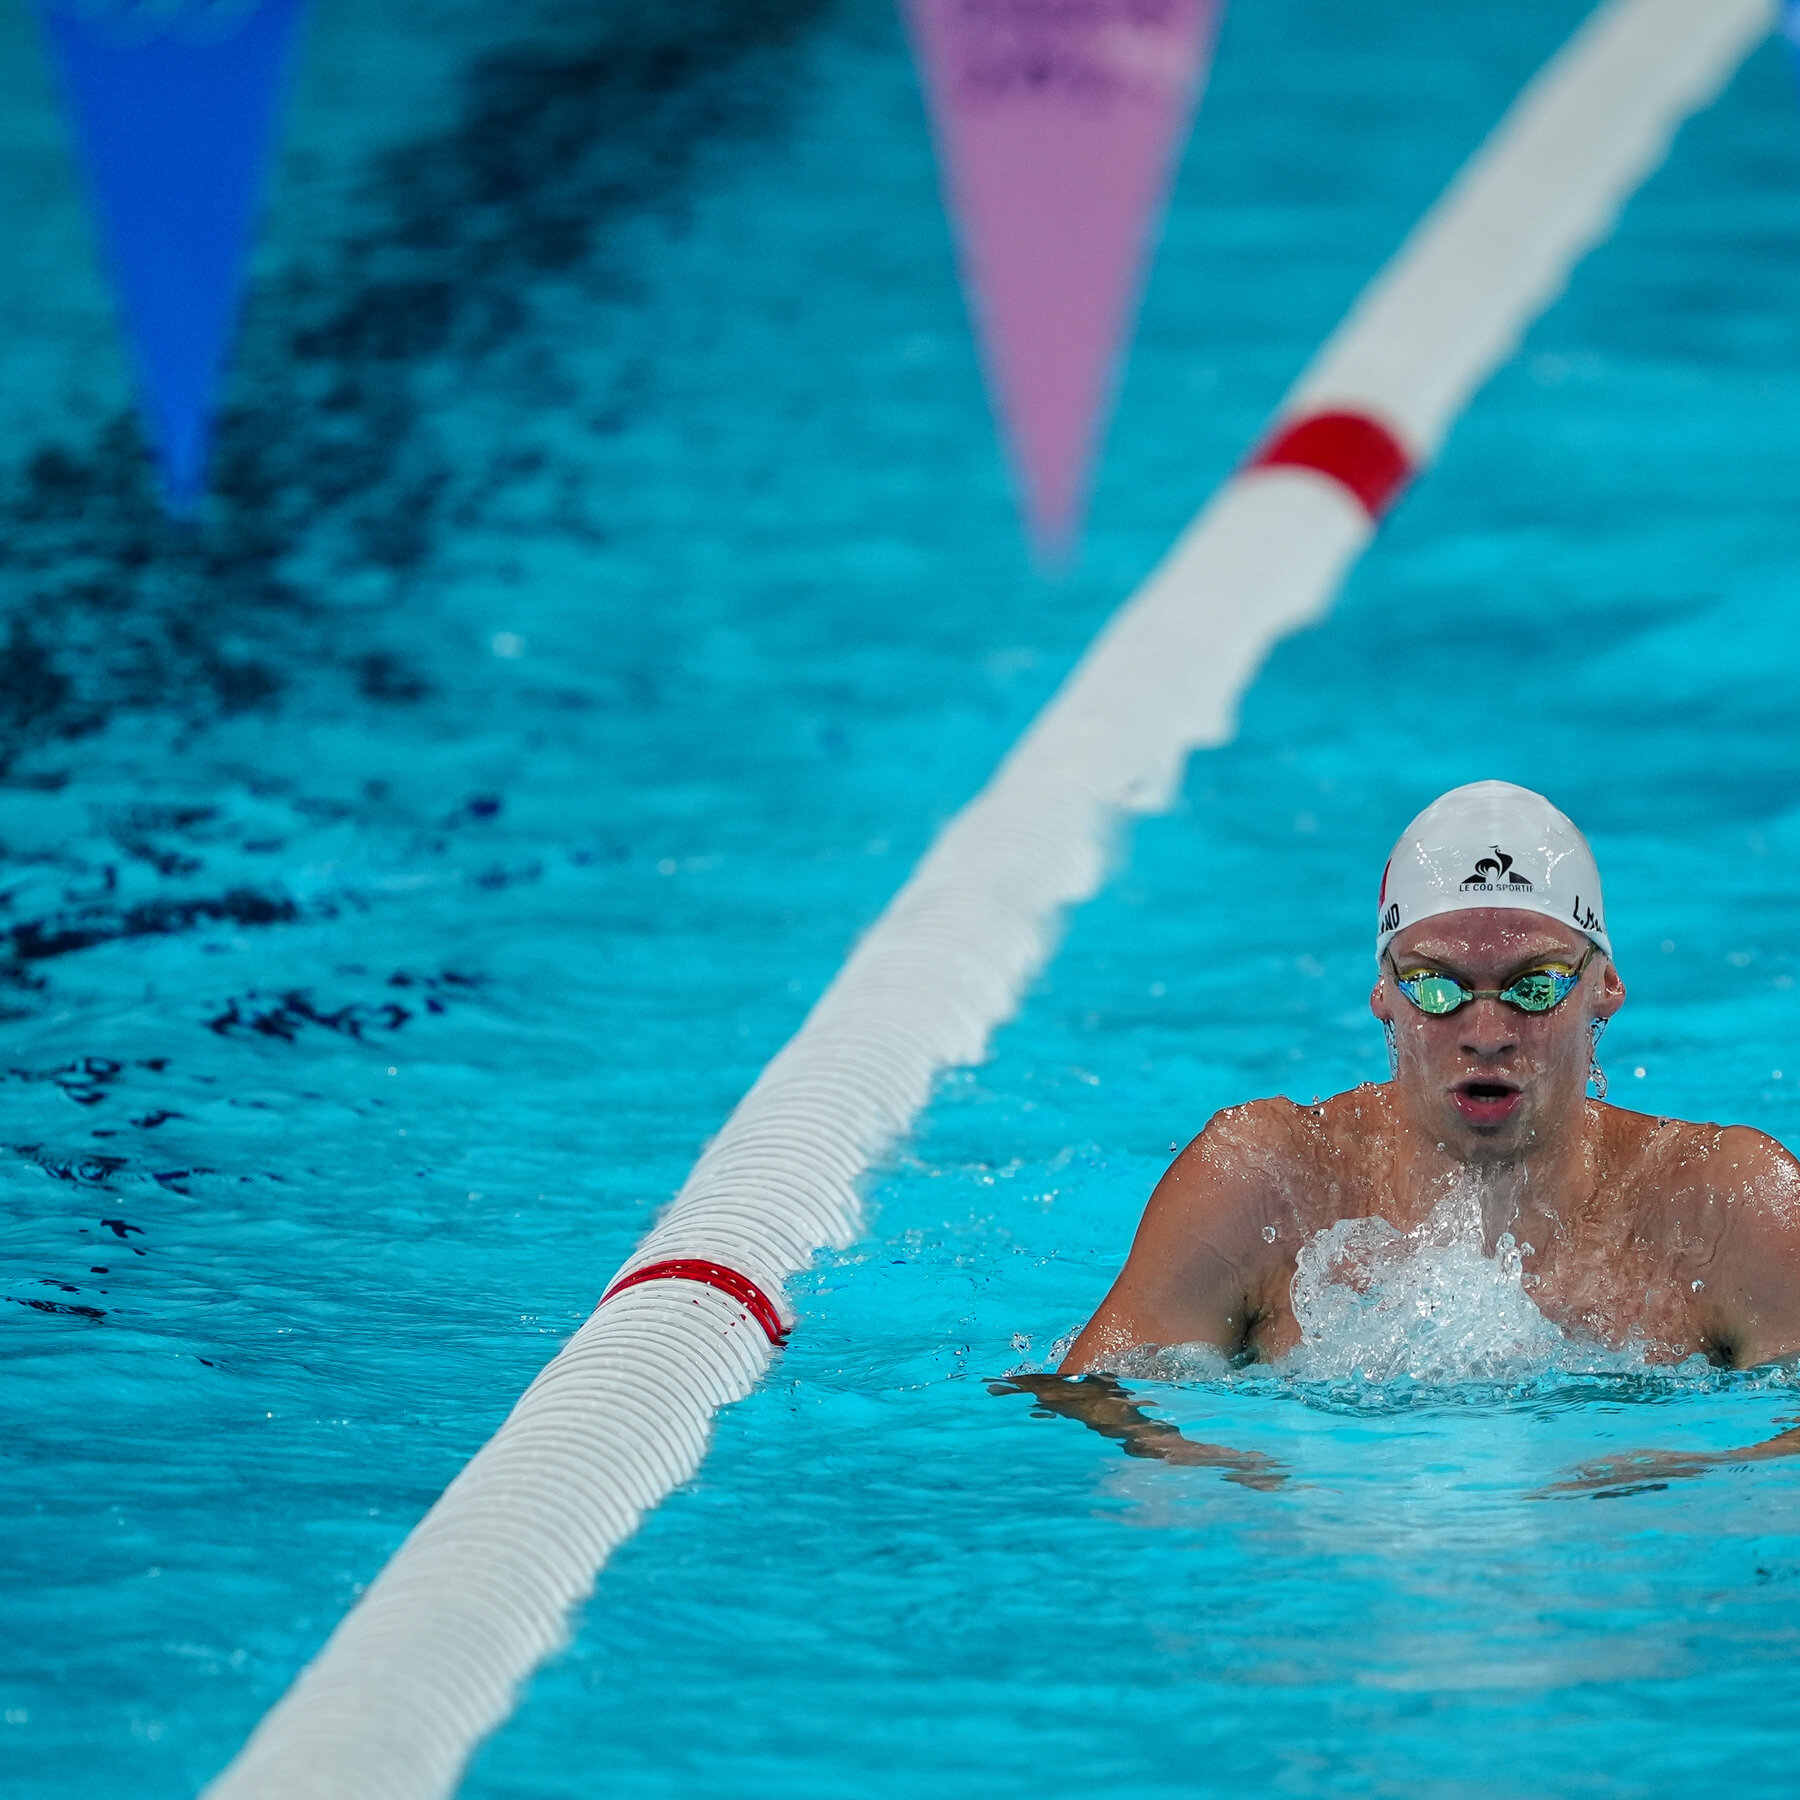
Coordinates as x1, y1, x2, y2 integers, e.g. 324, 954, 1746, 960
907, 0, 1221, 559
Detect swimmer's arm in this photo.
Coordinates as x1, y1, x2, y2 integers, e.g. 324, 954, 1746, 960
1545, 1131, 1800, 1496
1059, 1103, 1291, 1372
1703, 1128, 1800, 1369
1542, 1421, 1800, 1496
988, 1374, 1286, 1488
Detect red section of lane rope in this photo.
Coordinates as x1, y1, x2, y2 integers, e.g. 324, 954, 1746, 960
601, 1258, 790, 1346
1246, 409, 1415, 519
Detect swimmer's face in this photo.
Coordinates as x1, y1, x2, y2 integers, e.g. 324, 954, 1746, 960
1369, 908, 1624, 1159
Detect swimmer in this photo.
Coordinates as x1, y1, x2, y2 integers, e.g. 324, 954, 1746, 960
1001, 781, 1800, 1473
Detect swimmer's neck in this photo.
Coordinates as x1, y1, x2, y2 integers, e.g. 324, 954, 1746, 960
1380, 1086, 1603, 1246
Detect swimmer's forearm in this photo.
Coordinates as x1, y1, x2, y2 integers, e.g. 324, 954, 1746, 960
993, 1373, 1187, 1450
1543, 1422, 1800, 1495
989, 1374, 1286, 1485
1723, 1422, 1800, 1464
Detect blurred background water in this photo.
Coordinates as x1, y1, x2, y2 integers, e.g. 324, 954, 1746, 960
5, 0, 1800, 1794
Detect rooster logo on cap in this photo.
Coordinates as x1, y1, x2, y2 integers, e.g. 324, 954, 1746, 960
1460, 846, 1533, 890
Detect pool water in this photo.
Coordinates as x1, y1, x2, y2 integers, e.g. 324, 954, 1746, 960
6, 0, 1800, 1794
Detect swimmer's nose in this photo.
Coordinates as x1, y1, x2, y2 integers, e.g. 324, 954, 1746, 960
1459, 1001, 1518, 1062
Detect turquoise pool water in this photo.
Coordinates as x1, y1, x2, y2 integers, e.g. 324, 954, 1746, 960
7, 0, 1800, 1794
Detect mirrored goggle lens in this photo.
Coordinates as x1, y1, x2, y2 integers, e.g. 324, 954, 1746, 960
1397, 967, 1581, 1015
1498, 969, 1578, 1012
1401, 974, 1467, 1015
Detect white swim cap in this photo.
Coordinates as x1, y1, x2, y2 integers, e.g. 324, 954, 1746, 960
1376, 780, 1611, 959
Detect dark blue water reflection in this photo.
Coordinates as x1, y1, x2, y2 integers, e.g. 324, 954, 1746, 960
6, 1, 1800, 1795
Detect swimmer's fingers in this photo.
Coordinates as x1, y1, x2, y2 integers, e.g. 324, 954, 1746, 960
1128, 1435, 1290, 1487
1220, 1456, 1290, 1491
1542, 1423, 1800, 1495
1534, 1450, 1716, 1496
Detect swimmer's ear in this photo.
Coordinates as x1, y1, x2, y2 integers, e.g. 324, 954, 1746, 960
1593, 957, 1625, 1019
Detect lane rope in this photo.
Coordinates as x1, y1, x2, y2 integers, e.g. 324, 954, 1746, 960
600, 1259, 790, 1347
1247, 410, 1415, 519
201, 4, 1774, 1796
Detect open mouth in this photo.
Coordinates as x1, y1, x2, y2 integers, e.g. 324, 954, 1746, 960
1451, 1080, 1523, 1126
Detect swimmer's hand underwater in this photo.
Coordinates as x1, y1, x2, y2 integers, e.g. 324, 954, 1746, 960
1060, 783, 1800, 1379
1534, 1418, 1800, 1499
987, 1374, 1288, 1488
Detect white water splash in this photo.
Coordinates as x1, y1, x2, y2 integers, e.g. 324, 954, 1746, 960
1036, 1188, 1799, 1409
1284, 1187, 1574, 1386
1039, 1184, 1773, 1394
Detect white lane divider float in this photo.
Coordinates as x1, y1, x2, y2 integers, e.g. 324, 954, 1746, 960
203, 2, 1772, 1795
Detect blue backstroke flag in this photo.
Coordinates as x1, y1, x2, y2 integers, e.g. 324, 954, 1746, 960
37, 0, 308, 513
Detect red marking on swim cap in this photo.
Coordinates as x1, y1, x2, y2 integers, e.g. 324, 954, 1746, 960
601, 1258, 789, 1346
1379, 858, 1391, 907
1247, 410, 1414, 519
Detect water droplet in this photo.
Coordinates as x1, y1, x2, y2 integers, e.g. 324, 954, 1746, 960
1261, 1224, 1277, 1243
1634, 1067, 1646, 1079
1692, 1278, 1705, 1292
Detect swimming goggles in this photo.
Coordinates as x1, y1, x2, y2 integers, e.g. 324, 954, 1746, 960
1386, 945, 1595, 1016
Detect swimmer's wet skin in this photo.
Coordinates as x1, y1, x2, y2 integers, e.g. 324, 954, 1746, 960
1013, 781, 1800, 1469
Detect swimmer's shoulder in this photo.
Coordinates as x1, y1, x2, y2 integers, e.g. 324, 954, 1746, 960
1155, 1097, 1330, 1254
1172, 1083, 1389, 1186
1170, 1095, 1299, 1173
1600, 1104, 1800, 1223
1615, 1115, 1800, 1361
1698, 1121, 1800, 1228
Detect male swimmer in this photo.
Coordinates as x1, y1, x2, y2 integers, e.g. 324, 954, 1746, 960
1000, 781, 1800, 1481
